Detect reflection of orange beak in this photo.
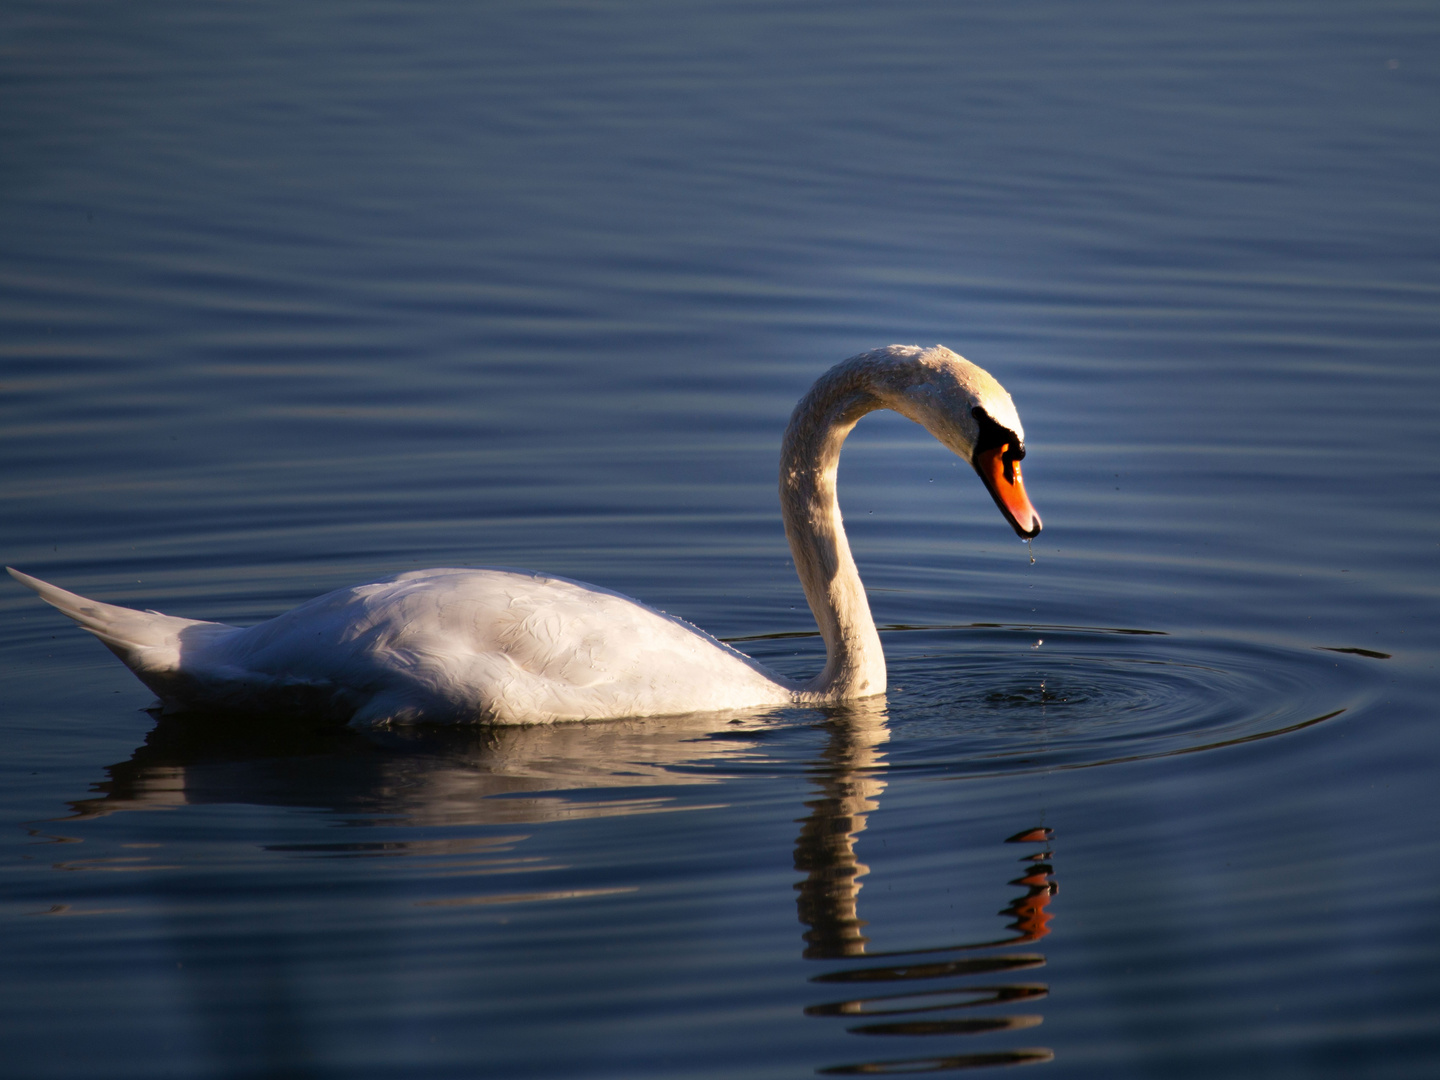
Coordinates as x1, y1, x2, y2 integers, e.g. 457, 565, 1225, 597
974, 445, 1042, 538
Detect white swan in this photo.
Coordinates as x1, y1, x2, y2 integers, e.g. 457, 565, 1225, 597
8, 345, 1040, 726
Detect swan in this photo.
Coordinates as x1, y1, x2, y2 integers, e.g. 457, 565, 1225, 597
8, 345, 1040, 726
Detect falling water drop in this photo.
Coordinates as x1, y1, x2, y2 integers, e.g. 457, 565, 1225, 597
1026, 537, 1035, 564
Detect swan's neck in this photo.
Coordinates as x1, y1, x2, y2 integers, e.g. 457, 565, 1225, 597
780, 363, 897, 700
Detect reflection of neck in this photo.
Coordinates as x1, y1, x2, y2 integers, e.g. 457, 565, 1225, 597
792, 703, 890, 958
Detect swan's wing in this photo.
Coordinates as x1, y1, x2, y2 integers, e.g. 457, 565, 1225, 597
210, 568, 793, 724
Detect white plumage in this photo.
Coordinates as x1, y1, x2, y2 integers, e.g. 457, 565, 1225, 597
7, 567, 788, 724
9, 345, 1041, 726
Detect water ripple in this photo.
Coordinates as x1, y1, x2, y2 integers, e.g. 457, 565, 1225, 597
865, 625, 1373, 776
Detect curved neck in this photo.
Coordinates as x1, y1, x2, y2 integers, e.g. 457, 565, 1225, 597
779, 363, 896, 700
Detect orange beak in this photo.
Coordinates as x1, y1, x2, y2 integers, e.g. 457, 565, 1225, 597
974, 444, 1042, 538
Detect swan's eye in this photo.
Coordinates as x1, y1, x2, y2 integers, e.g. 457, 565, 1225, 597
971, 407, 1025, 481
1002, 442, 1025, 482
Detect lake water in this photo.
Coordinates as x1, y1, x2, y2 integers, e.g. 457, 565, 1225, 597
3, 0, 1438, 1075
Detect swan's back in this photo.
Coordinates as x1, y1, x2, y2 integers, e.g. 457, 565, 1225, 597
218, 569, 792, 724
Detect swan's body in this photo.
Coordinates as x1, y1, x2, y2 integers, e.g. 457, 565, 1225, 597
8, 567, 793, 725
9, 345, 1041, 726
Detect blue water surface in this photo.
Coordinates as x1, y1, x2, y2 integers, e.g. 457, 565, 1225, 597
2, 1, 1438, 1076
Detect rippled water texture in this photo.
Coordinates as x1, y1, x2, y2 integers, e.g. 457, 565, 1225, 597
2, 1, 1439, 1077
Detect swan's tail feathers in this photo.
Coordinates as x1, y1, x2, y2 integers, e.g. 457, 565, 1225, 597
6, 568, 235, 690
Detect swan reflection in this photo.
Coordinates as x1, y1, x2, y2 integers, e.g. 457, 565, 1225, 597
65, 709, 783, 827
58, 703, 1059, 1072
797, 704, 1056, 1073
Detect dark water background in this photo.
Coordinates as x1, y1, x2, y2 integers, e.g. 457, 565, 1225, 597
3, 1, 1438, 1076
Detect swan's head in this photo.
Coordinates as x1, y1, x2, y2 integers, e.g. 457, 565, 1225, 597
883, 345, 1042, 539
